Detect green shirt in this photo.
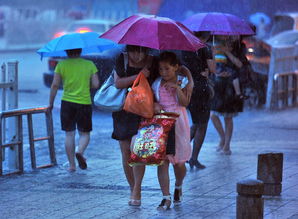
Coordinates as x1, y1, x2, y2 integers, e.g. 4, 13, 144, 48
55, 58, 98, 105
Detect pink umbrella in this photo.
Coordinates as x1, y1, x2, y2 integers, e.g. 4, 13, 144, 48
100, 14, 205, 51
183, 12, 255, 35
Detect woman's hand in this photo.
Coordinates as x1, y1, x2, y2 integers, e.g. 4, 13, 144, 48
218, 71, 231, 77
200, 68, 209, 78
154, 102, 163, 114
141, 67, 150, 77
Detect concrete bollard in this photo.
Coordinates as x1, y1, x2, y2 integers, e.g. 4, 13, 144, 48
236, 179, 264, 219
257, 152, 283, 196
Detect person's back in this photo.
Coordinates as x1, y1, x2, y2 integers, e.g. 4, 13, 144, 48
56, 57, 97, 104
49, 48, 99, 172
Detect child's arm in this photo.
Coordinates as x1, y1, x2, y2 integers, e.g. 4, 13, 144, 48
177, 86, 190, 107
163, 82, 190, 107
177, 65, 194, 99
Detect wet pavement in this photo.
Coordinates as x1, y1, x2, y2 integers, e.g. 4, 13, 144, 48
1, 99, 298, 218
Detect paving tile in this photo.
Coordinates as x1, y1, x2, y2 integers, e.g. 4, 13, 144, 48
1, 108, 298, 218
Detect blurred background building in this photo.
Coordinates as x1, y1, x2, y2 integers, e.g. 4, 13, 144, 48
0, 0, 298, 46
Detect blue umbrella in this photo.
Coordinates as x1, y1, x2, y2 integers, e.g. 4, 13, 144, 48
249, 12, 271, 26
37, 32, 118, 60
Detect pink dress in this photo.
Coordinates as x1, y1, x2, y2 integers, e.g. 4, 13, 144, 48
157, 81, 191, 165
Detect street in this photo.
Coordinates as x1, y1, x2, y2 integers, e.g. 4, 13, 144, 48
0, 51, 298, 218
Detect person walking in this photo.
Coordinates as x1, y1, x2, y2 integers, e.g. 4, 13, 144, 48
130, 51, 192, 209
112, 45, 154, 195
48, 48, 99, 171
181, 31, 215, 169
112, 45, 194, 201
210, 36, 244, 155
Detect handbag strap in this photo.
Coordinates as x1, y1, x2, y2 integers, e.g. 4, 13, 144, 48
123, 52, 128, 72
112, 52, 128, 79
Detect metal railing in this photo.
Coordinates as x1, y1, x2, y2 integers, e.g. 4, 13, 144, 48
271, 71, 298, 109
1, 61, 18, 170
0, 107, 57, 176
266, 46, 298, 110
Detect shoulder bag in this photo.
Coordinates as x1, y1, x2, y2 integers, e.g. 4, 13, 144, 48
94, 53, 128, 112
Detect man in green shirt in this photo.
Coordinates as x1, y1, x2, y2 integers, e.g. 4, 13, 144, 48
49, 48, 99, 172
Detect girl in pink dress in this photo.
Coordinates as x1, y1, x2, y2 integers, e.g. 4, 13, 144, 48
152, 51, 191, 208
130, 51, 191, 210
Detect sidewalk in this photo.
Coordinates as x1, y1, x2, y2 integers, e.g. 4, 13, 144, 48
0, 107, 298, 219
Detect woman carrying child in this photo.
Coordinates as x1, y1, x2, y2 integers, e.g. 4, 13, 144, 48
210, 36, 245, 155
130, 51, 192, 209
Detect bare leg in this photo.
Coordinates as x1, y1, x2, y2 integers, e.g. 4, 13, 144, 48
191, 123, 208, 161
190, 124, 198, 141
233, 78, 241, 95
131, 165, 146, 200
223, 117, 233, 153
157, 160, 171, 209
119, 139, 134, 192
173, 162, 186, 203
157, 160, 170, 196
210, 113, 225, 149
65, 131, 76, 171
77, 131, 90, 154
173, 163, 186, 187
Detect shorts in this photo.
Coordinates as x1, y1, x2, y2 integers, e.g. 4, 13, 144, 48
60, 100, 92, 132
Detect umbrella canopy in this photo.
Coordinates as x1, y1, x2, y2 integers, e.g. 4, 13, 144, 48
183, 12, 255, 35
100, 14, 205, 51
249, 12, 271, 26
37, 32, 118, 59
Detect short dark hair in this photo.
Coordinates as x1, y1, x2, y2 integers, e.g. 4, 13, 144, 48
159, 51, 180, 66
126, 45, 149, 53
65, 48, 82, 57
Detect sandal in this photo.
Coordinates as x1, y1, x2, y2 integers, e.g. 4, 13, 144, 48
216, 146, 223, 152
188, 158, 206, 169
128, 199, 141, 206
221, 149, 232, 155
173, 185, 182, 205
75, 153, 87, 169
157, 195, 171, 210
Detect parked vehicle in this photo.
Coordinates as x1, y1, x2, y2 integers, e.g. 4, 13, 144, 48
53, 19, 116, 38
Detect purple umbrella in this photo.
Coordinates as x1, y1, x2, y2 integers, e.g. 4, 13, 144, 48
183, 12, 255, 35
100, 14, 205, 51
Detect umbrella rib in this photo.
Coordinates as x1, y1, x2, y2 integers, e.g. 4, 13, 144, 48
175, 24, 198, 50
117, 17, 143, 46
